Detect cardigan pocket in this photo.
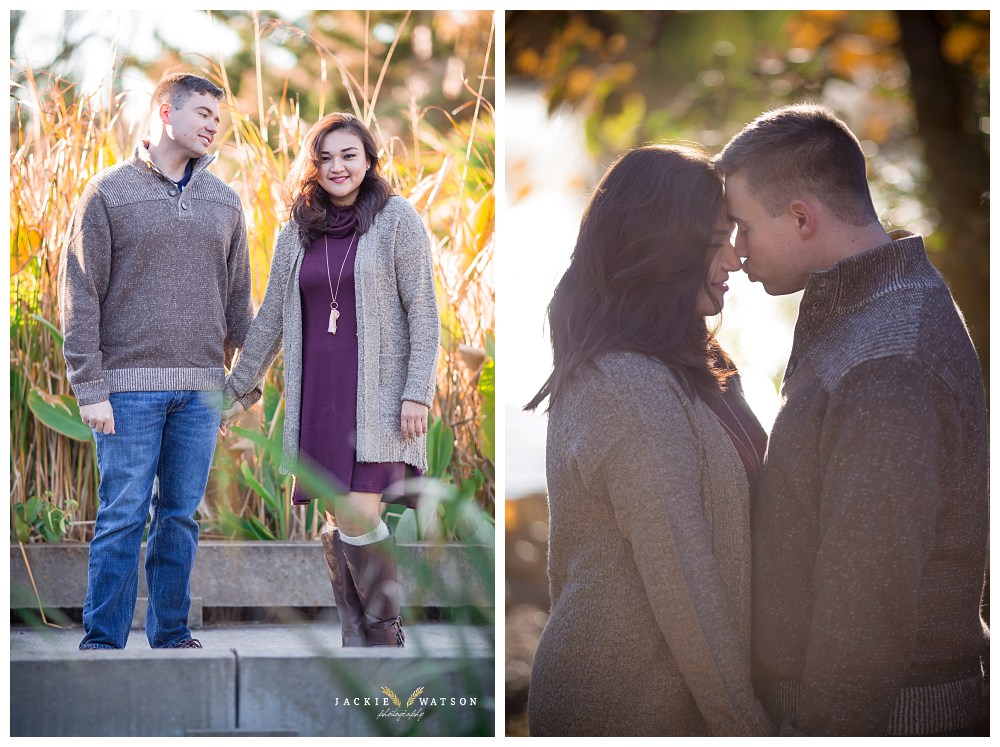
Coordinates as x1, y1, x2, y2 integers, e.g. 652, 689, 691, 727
378, 353, 409, 407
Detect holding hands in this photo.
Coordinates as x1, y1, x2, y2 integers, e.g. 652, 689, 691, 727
220, 400, 245, 436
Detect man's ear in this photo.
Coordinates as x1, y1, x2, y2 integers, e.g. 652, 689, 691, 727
159, 103, 172, 126
788, 199, 817, 240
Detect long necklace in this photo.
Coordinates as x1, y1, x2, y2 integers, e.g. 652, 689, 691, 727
323, 232, 358, 335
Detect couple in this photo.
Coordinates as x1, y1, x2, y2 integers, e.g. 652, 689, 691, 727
58, 73, 439, 651
526, 106, 987, 736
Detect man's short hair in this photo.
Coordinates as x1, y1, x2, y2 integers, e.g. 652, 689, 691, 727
151, 73, 224, 111
713, 104, 879, 227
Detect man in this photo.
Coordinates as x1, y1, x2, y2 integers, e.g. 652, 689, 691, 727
58, 73, 253, 650
713, 104, 988, 736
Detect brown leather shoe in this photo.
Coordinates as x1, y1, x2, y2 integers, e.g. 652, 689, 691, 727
366, 616, 405, 647
340, 535, 405, 648
321, 530, 367, 647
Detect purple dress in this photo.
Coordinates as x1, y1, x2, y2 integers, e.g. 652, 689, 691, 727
702, 381, 767, 498
291, 208, 420, 508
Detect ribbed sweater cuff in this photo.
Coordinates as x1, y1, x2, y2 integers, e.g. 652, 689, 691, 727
758, 674, 982, 736
223, 381, 261, 411
401, 385, 435, 408
72, 378, 111, 406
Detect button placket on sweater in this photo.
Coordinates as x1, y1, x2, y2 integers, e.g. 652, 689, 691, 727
168, 183, 193, 220
164, 185, 192, 219
140, 154, 205, 219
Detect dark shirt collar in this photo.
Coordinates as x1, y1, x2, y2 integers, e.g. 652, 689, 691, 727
134, 141, 214, 184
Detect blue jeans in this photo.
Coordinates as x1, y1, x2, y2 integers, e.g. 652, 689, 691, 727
79, 390, 221, 649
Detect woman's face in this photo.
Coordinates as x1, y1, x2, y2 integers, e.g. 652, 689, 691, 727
696, 217, 741, 317
316, 129, 369, 206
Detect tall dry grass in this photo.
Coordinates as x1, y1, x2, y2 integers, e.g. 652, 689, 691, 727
10, 12, 495, 542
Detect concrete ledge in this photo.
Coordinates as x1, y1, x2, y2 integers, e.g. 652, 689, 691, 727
11, 622, 495, 737
11, 541, 494, 610
11, 649, 236, 737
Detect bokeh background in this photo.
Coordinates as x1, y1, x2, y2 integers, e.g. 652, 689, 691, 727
503, 9, 989, 736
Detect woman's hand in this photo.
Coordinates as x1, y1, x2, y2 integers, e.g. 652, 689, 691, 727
219, 400, 245, 436
401, 400, 429, 441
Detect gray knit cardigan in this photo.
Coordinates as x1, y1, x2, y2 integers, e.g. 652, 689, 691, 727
224, 196, 439, 472
528, 352, 774, 736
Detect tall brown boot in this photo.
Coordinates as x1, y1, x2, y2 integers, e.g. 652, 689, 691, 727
321, 530, 367, 647
340, 534, 405, 647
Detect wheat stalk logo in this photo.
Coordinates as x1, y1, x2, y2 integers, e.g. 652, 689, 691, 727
406, 687, 424, 707
380, 686, 402, 707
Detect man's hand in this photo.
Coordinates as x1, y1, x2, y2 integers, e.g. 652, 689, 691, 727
220, 401, 245, 436
80, 400, 115, 435
401, 400, 429, 441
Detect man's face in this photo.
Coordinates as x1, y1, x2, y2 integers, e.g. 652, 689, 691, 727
724, 172, 810, 296
163, 91, 220, 158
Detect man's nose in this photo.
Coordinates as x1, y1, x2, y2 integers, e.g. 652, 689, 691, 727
734, 232, 749, 259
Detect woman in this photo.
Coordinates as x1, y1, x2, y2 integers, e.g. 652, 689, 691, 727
222, 113, 439, 647
525, 145, 773, 735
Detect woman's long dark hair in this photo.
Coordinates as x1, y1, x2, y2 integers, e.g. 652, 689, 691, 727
286, 113, 392, 243
526, 144, 735, 411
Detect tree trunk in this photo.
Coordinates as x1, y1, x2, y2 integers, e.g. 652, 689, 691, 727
896, 11, 989, 402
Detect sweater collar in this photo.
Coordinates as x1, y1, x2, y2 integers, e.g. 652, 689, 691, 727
133, 141, 215, 183
799, 230, 936, 319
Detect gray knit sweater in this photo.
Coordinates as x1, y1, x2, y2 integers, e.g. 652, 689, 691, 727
57, 143, 253, 405
224, 196, 439, 472
752, 232, 988, 736
529, 352, 774, 736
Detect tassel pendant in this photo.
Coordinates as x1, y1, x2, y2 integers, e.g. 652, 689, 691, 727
328, 307, 340, 335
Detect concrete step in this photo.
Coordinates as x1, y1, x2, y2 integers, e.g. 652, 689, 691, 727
11, 621, 495, 737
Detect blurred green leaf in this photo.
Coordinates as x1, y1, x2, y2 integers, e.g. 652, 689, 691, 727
232, 425, 343, 508
27, 389, 92, 442
217, 506, 277, 541
30, 313, 63, 346
477, 357, 495, 463
393, 509, 418, 542
263, 381, 280, 426
383, 503, 406, 534
426, 417, 455, 479
25, 496, 42, 523
240, 461, 286, 539
12, 506, 31, 543
11, 495, 75, 542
